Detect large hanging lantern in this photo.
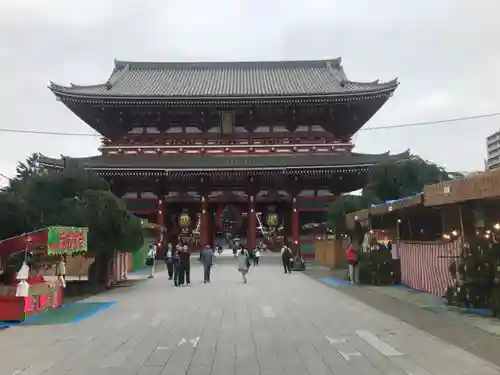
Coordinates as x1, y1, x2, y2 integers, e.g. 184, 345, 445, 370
267, 213, 279, 228
179, 212, 191, 229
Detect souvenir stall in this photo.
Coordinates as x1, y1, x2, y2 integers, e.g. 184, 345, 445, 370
0, 226, 88, 321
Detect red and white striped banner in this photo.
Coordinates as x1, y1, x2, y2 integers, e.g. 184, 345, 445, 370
398, 239, 462, 296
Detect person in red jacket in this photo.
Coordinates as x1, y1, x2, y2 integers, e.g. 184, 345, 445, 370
345, 244, 359, 284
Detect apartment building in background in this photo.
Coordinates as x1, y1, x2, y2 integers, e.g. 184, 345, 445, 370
487, 130, 500, 169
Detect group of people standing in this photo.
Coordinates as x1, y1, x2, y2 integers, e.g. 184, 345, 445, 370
160, 242, 192, 286
161, 242, 216, 285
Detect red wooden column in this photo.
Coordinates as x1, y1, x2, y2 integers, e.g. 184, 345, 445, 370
157, 198, 165, 256
200, 196, 209, 247
247, 195, 256, 250
292, 197, 300, 255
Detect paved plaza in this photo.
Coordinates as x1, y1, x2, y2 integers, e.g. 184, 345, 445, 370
2, 257, 500, 375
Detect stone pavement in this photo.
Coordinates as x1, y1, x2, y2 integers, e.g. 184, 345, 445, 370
363, 284, 500, 336
2, 259, 500, 375
306, 266, 500, 366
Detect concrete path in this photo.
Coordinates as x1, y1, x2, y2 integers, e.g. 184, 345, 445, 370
1, 259, 500, 375
307, 265, 500, 366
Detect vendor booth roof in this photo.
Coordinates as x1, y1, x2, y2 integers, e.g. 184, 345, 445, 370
0, 229, 47, 254
369, 193, 424, 216
345, 208, 370, 230
424, 169, 500, 207
0, 227, 88, 255
345, 193, 424, 229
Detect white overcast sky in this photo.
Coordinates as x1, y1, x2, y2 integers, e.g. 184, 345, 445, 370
1, 0, 499, 184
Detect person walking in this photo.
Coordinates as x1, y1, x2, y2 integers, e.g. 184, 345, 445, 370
346, 243, 359, 284
216, 244, 223, 255
281, 245, 292, 274
146, 244, 156, 278
178, 244, 191, 286
164, 242, 174, 279
253, 248, 261, 267
172, 248, 181, 286
200, 245, 215, 283
237, 249, 250, 283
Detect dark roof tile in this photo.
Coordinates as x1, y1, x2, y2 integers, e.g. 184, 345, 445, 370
49, 58, 398, 98
39, 151, 409, 171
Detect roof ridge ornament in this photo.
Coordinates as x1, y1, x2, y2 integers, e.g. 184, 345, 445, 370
325, 58, 344, 83
331, 57, 342, 68
106, 63, 130, 90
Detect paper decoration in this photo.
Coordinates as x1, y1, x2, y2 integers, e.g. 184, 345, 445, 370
16, 280, 30, 297
16, 261, 30, 281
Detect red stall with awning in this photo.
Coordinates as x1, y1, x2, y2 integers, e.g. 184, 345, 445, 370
0, 226, 88, 321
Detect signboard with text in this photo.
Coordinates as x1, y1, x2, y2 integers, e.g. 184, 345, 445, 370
47, 226, 88, 255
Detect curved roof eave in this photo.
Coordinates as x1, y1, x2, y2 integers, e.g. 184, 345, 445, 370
48, 82, 398, 102
38, 149, 410, 170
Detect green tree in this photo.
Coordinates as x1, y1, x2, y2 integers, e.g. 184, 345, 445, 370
15, 152, 41, 180
118, 211, 144, 253
59, 189, 144, 284
18, 165, 109, 229
362, 156, 455, 202
0, 193, 28, 240
5, 153, 42, 193
5, 163, 142, 285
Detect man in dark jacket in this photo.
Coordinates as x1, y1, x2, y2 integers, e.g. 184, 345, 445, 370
200, 245, 214, 283
164, 242, 174, 279
172, 249, 181, 286
178, 245, 191, 286
281, 246, 293, 274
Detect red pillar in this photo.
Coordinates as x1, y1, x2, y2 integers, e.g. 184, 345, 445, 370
200, 197, 209, 247
247, 196, 256, 250
157, 198, 165, 256
292, 197, 300, 255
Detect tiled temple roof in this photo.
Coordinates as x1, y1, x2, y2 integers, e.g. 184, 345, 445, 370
49, 58, 398, 99
39, 151, 409, 171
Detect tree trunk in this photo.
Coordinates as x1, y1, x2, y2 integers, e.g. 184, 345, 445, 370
87, 252, 112, 287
